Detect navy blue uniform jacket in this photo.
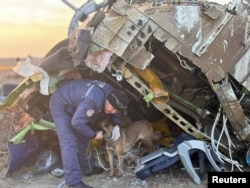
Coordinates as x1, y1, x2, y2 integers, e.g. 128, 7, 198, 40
50, 79, 121, 139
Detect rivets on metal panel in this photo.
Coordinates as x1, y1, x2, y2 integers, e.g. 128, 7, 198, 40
130, 25, 136, 30
138, 19, 143, 26
136, 38, 142, 46
127, 31, 132, 36
148, 25, 152, 33
140, 31, 146, 38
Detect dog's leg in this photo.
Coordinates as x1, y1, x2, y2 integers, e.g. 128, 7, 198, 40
107, 149, 115, 177
143, 137, 155, 153
116, 150, 124, 177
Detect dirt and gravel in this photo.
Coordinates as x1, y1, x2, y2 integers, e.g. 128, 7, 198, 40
0, 61, 208, 188
0, 158, 208, 188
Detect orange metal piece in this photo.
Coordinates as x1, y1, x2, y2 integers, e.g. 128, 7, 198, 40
133, 67, 169, 103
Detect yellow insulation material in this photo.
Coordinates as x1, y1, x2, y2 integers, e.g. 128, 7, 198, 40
152, 117, 176, 147
133, 67, 169, 103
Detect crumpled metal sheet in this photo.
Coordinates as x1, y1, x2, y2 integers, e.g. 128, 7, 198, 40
214, 82, 249, 140
233, 48, 250, 90
91, 1, 157, 70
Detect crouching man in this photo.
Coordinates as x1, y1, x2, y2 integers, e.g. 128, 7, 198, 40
50, 79, 128, 188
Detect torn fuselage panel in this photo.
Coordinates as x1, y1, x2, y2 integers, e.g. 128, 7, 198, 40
90, 0, 250, 142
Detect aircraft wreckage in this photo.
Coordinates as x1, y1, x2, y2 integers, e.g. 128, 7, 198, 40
0, 0, 249, 184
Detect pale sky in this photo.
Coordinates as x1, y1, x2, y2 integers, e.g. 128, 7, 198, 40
0, 0, 232, 58
0, 0, 84, 58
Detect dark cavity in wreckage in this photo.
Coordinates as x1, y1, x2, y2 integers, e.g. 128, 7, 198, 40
0, 0, 249, 185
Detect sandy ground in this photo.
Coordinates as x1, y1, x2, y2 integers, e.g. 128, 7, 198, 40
0, 161, 208, 188
0, 65, 208, 188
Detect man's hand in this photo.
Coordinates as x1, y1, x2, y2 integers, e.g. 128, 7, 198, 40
111, 125, 120, 141
94, 131, 103, 140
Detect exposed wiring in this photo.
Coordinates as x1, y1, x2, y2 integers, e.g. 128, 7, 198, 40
116, 152, 140, 177
175, 52, 195, 73
210, 105, 243, 171
94, 148, 110, 171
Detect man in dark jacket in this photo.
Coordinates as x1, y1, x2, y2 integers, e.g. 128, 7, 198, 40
50, 79, 128, 188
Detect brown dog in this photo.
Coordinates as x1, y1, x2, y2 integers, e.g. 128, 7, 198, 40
99, 119, 155, 177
